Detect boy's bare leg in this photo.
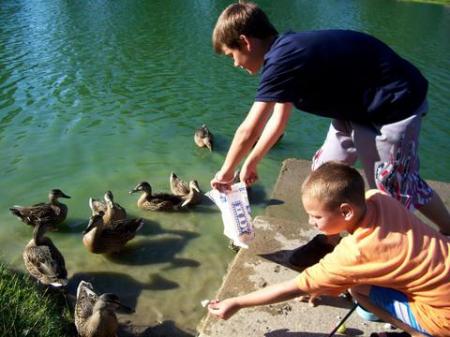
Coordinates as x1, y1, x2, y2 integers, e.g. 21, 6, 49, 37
417, 191, 450, 235
349, 285, 427, 337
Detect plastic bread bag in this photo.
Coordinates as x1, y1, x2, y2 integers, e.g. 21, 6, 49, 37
206, 182, 254, 248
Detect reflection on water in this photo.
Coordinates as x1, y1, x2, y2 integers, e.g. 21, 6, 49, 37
1, 0, 449, 334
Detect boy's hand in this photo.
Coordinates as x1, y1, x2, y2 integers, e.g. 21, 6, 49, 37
207, 298, 240, 320
240, 162, 258, 187
210, 171, 236, 192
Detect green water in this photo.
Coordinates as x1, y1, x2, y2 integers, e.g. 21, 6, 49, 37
1, 0, 449, 334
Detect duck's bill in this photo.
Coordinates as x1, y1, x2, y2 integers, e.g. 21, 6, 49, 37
116, 300, 135, 313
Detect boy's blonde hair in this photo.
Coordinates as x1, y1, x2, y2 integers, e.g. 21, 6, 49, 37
302, 162, 366, 210
212, 2, 278, 53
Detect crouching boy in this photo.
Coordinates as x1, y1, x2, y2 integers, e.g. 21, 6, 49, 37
208, 162, 450, 337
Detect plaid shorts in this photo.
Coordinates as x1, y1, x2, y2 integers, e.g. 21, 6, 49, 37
312, 100, 432, 210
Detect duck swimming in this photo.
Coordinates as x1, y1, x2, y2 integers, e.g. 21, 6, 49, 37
75, 280, 133, 337
169, 172, 190, 196
82, 212, 143, 254
169, 173, 201, 207
194, 124, 213, 151
89, 190, 127, 224
129, 181, 183, 211
22, 221, 68, 287
10, 189, 71, 230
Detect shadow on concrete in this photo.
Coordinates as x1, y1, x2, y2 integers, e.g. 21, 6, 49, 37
259, 235, 334, 274
264, 327, 363, 337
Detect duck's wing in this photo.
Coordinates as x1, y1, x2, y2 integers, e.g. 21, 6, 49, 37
110, 202, 127, 220
107, 218, 143, 234
11, 204, 55, 223
153, 193, 183, 208
24, 244, 66, 284
170, 176, 189, 196
44, 238, 67, 279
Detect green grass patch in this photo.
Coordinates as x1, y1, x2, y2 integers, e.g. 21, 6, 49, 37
0, 262, 74, 337
398, 0, 450, 5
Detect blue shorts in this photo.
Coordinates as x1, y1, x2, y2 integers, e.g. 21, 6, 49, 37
369, 286, 431, 336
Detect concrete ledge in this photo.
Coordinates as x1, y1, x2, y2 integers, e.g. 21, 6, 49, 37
197, 159, 449, 337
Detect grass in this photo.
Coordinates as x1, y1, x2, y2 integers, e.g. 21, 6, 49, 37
0, 262, 74, 337
398, 0, 450, 5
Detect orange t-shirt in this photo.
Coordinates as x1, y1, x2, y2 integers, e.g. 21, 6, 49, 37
296, 190, 450, 336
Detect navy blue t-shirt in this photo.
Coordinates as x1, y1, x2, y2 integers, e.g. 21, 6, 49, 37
255, 30, 428, 124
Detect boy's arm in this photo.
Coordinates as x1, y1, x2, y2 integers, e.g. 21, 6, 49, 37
240, 102, 292, 185
208, 278, 304, 320
211, 101, 292, 190
211, 101, 275, 190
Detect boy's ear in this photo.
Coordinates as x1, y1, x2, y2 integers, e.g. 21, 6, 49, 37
340, 203, 354, 220
239, 34, 252, 51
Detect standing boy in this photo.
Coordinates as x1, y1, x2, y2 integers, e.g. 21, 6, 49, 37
208, 162, 450, 337
209, 2, 450, 251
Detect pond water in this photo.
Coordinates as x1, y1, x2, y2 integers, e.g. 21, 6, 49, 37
1, 0, 449, 334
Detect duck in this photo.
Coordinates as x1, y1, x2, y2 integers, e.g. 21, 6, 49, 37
129, 181, 183, 211
82, 212, 143, 254
89, 190, 127, 224
75, 280, 133, 337
10, 189, 71, 230
181, 180, 202, 207
194, 124, 213, 151
22, 221, 68, 287
169, 172, 190, 196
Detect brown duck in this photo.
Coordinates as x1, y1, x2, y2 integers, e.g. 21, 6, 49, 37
129, 181, 183, 211
89, 190, 127, 224
10, 189, 71, 230
75, 280, 133, 337
82, 212, 143, 254
22, 221, 68, 287
194, 124, 213, 151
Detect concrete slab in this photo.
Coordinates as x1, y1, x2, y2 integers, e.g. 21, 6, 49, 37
197, 158, 449, 337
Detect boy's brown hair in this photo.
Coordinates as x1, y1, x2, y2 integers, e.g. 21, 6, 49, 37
302, 161, 366, 211
212, 2, 278, 53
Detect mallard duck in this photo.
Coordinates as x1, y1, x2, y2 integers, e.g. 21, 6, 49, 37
194, 124, 213, 151
75, 280, 133, 337
10, 189, 71, 230
129, 181, 183, 211
22, 221, 68, 287
181, 180, 202, 207
89, 191, 127, 224
169, 172, 190, 196
82, 212, 143, 254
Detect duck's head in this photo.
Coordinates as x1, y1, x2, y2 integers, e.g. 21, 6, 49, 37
50, 189, 71, 200
104, 191, 114, 203
129, 181, 151, 194
95, 293, 134, 313
76, 280, 95, 299
83, 212, 104, 234
189, 180, 201, 193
